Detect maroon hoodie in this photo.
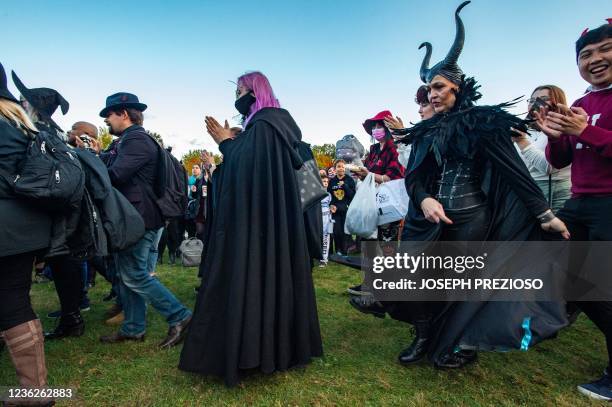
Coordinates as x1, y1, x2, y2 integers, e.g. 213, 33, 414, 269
546, 86, 612, 196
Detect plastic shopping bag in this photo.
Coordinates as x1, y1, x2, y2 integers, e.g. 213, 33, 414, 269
345, 173, 378, 238
376, 179, 409, 225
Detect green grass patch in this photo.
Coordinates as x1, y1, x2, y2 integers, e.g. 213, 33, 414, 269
0, 261, 607, 406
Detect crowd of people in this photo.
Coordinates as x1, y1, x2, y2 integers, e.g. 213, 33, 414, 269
0, 1, 611, 404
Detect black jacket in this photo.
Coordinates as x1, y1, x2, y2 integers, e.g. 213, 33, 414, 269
0, 118, 52, 257
327, 175, 356, 215
390, 102, 567, 362
75, 149, 145, 253
100, 125, 163, 230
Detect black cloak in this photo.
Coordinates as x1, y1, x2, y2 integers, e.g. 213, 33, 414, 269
179, 108, 323, 386
388, 88, 569, 361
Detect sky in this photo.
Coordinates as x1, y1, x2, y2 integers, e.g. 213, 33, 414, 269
2, 0, 610, 158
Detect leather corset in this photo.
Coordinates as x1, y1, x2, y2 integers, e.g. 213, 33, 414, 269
434, 156, 486, 210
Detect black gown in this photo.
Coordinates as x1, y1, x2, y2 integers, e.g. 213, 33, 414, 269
388, 96, 569, 361
179, 108, 323, 386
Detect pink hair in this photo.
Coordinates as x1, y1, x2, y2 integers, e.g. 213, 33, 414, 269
237, 71, 280, 126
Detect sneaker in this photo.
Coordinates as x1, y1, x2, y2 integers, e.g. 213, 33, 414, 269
318, 261, 328, 268
578, 374, 612, 401
347, 284, 369, 296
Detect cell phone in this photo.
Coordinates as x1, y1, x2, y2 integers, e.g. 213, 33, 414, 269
529, 97, 548, 114
79, 135, 92, 147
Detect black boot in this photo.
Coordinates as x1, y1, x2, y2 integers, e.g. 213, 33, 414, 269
398, 320, 430, 365
434, 349, 478, 369
169, 252, 176, 265
44, 311, 85, 340
349, 296, 386, 318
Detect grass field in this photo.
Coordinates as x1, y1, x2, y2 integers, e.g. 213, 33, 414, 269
0, 261, 607, 406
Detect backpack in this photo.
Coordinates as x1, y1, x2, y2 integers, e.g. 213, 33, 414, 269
179, 237, 204, 267
145, 135, 188, 219
74, 149, 145, 253
101, 188, 146, 252
8, 130, 85, 211
67, 189, 108, 259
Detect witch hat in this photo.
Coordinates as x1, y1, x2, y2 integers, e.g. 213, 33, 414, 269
11, 70, 69, 130
0, 62, 18, 103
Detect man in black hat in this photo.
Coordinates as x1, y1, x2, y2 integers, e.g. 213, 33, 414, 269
94, 92, 192, 348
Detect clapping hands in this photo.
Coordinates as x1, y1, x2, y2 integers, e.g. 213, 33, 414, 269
533, 104, 589, 139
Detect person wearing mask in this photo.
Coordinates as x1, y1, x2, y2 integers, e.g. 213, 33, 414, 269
0, 62, 54, 404
513, 85, 571, 212
327, 159, 356, 255
349, 110, 405, 301
180, 71, 322, 386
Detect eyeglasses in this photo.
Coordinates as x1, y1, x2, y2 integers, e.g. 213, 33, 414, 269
527, 96, 551, 104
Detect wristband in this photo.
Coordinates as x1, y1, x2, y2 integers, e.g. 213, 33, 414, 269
537, 210, 555, 224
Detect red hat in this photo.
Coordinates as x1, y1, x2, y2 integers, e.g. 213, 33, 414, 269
363, 110, 393, 135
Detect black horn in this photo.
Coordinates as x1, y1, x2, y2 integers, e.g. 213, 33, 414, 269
418, 42, 433, 83
443, 1, 470, 68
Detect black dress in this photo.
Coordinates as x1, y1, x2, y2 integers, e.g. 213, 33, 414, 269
388, 95, 569, 362
179, 108, 323, 385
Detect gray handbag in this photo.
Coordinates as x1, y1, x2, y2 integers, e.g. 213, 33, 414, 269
295, 142, 327, 211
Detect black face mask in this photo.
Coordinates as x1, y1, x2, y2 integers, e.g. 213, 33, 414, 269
234, 93, 256, 116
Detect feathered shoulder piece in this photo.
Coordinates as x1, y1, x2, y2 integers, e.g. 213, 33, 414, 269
398, 78, 526, 164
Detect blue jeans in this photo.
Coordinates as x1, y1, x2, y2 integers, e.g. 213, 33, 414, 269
535, 178, 571, 214
112, 230, 191, 336
147, 227, 165, 273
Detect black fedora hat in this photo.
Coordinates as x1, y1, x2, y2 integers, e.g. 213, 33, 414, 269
11, 70, 69, 130
0, 62, 18, 103
99, 92, 147, 118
